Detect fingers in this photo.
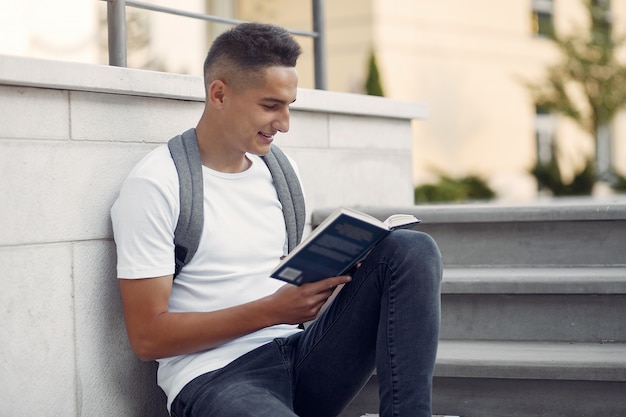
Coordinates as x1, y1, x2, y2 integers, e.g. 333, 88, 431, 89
306, 276, 350, 319
300, 275, 351, 297
319, 275, 352, 289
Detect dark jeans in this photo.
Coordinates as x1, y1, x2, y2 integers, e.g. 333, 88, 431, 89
171, 229, 442, 417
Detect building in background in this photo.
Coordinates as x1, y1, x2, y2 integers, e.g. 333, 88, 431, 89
245, 0, 626, 200
2, 0, 625, 200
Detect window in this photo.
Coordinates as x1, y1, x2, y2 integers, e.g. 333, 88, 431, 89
532, 0, 554, 38
535, 105, 556, 165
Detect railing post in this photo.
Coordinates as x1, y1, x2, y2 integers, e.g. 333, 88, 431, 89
312, 0, 327, 90
107, 0, 127, 67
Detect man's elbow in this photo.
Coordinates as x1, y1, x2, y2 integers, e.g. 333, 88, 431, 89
129, 334, 163, 362
135, 349, 158, 362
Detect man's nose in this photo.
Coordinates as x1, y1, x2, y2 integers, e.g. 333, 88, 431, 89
272, 108, 290, 133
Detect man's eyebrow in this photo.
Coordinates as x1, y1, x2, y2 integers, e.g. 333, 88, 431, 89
261, 97, 297, 105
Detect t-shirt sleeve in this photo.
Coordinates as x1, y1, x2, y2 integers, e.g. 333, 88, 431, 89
111, 175, 178, 279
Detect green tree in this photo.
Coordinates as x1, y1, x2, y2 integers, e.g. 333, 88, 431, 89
365, 51, 385, 96
526, 0, 626, 185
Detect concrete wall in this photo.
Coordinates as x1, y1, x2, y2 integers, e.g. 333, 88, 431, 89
0, 55, 424, 416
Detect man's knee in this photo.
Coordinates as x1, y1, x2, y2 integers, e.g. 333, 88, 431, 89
385, 230, 441, 261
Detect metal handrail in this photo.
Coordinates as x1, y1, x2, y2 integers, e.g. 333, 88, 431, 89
105, 0, 327, 89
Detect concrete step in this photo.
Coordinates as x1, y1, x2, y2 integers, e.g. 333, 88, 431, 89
440, 267, 626, 342
315, 202, 626, 417
432, 340, 626, 417
433, 375, 626, 417
435, 340, 626, 381
442, 266, 626, 294
342, 340, 626, 417
311, 201, 626, 267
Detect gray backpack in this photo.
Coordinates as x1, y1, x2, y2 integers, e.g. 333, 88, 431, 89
167, 128, 306, 278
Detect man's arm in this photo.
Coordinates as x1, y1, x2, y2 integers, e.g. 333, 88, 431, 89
119, 274, 351, 361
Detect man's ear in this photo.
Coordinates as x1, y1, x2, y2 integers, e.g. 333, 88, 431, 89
207, 80, 226, 108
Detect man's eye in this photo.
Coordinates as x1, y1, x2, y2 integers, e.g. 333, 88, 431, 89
263, 104, 277, 110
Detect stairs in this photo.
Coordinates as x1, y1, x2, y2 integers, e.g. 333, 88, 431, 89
312, 199, 626, 417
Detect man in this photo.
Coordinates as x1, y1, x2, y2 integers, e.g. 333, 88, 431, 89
111, 23, 442, 417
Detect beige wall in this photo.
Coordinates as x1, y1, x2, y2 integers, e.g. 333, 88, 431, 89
375, 1, 551, 196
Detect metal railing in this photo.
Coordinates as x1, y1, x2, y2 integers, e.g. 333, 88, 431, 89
105, 0, 327, 89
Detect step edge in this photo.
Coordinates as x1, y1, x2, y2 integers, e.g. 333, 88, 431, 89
441, 267, 626, 294
434, 340, 626, 381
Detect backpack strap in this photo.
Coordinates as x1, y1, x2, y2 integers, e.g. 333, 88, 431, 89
261, 145, 306, 252
168, 128, 204, 278
168, 128, 305, 278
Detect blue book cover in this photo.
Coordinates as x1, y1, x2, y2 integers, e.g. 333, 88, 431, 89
271, 208, 420, 285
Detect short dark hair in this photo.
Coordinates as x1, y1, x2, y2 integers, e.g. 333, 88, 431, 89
203, 23, 302, 92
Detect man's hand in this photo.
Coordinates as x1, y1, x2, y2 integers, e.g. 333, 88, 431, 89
264, 275, 352, 324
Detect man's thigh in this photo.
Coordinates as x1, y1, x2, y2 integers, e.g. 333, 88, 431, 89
171, 341, 297, 417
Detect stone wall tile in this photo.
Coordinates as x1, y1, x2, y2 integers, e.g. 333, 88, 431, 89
73, 241, 168, 417
0, 85, 69, 140
0, 244, 77, 416
0, 141, 156, 246
287, 148, 414, 216
70, 91, 203, 142
329, 114, 413, 150
275, 111, 330, 149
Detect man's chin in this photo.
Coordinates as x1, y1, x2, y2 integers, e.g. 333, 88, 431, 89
253, 143, 273, 156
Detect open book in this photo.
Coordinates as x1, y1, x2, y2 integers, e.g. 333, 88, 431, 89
270, 207, 421, 285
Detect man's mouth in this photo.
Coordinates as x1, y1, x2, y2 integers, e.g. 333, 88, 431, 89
259, 131, 275, 140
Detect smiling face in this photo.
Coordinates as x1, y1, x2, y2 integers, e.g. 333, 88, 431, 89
197, 24, 302, 172
218, 66, 298, 157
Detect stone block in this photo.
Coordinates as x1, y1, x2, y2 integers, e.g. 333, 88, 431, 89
288, 148, 414, 215
0, 141, 156, 246
329, 114, 413, 150
73, 241, 168, 417
70, 91, 203, 142
0, 244, 77, 416
0, 85, 69, 140
275, 110, 330, 149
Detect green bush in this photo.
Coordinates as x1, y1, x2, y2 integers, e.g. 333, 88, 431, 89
611, 172, 626, 193
414, 175, 495, 203
531, 154, 595, 196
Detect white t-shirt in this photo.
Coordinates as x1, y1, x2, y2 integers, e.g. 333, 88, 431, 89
110, 145, 302, 410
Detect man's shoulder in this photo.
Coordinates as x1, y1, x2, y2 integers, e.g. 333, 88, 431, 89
127, 144, 177, 183
112, 143, 179, 223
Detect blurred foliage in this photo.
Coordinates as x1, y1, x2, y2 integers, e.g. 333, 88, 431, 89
526, 0, 626, 133
531, 153, 595, 196
612, 172, 626, 192
530, 141, 626, 195
365, 51, 385, 96
525, 0, 626, 184
414, 175, 495, 203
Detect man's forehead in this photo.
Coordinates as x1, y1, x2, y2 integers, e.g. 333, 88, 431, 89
252, 66, 298, 99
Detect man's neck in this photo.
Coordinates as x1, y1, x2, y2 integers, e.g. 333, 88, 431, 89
194, 123, 251, 173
